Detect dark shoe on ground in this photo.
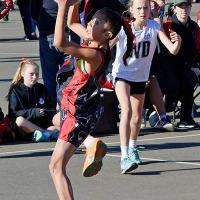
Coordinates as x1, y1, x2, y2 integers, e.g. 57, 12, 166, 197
177, 120, 200, 129
24, 34, 38, 41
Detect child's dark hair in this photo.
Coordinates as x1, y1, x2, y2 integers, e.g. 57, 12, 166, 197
94, 8, 136, 66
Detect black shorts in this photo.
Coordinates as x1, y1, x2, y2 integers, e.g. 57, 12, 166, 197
115, 77, 146, 95
59, 103, 102, 148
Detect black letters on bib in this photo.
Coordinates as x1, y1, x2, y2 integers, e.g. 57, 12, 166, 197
133, 41, 150, 58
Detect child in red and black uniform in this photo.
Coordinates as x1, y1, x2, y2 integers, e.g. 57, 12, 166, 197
49, 0, 133, 199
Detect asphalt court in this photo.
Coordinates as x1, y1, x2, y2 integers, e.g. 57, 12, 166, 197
0, 130, 200, 200
0, 6, 200, 200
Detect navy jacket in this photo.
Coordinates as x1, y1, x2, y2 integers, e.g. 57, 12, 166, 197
8, 82, 56, 126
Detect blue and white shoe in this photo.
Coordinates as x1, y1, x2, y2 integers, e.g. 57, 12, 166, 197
120, 157, 138, 174
32, 130, 50, 142
129, 147, 142, 165
50, 131, 59, 141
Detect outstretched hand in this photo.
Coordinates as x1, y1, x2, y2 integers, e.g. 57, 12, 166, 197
169, 29, 181, 43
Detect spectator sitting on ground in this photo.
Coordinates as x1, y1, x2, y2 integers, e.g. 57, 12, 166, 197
7, 59, 58, 142
156, 0, 200, 129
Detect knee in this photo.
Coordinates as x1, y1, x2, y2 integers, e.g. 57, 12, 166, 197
49, 158, 62, 178
15, 116, 26, 127
52, 113, 60, 128
131, 114, 141, 126
120, 105, 132, 119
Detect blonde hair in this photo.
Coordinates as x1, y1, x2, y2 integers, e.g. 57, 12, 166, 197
127, 0, 150, 17
7, 59, 39, 98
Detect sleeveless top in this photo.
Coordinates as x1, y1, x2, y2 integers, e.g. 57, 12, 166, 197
60, 46, 111, 116
112, 19, 161, 82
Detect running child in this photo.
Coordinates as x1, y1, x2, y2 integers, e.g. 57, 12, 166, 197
111, 0, 181, 174
49, 0, 134, 199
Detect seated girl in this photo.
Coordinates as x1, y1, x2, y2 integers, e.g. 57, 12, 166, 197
7, 59, 58, 142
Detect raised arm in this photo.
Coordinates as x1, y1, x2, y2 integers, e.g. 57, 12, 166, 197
67, 3, 90, 41
158, 28, 182, 55
54, 0, 103, 72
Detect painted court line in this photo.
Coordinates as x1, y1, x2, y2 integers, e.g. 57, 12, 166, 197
0, 148, 54, 156
106, 154, 200, 167
105, 133, 200, 145
0, 133, 200, 156
0, 53, 38, 56
1, 147, 200, 167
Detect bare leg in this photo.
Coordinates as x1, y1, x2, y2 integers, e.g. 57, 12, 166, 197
130, 94, 145, 140
115, 81, 132, 146
52, 112, 61, 130
47, 125, 58, 132
148, 75, 166, 116
49, 139, 76, 200
16, 116, 43, 133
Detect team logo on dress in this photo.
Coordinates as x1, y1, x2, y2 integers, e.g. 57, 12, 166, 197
38, 97, 45, 105
144, 33, 151, 40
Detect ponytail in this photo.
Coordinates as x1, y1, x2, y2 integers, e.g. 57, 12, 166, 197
121, 17, 136, 66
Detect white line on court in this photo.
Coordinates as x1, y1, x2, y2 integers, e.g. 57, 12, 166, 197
1, 147, 200, 167
0, 53, 38, 56
105, 133, 200, 145
106, 154, 200, 167
1, 133, 200, 156
0, 148, 54, 156
1, 133, 200, 168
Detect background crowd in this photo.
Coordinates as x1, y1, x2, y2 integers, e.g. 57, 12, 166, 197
0, 0, 199, 144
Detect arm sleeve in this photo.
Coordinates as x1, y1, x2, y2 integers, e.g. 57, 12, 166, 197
0, 0, 13, 20
8, 90, 41, 120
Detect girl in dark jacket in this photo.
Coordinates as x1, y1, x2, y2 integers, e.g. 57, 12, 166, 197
8, 59, 57, 142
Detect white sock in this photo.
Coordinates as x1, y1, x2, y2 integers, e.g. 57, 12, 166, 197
83, 135, 95, 148
129, 139, 137, 149
121, 145, 128, 160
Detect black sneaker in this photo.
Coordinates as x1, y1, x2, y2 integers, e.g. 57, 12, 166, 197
178, 120, 200, 129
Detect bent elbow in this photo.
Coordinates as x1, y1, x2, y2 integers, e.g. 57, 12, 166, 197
170, 48, 179, 55
53, 41, 60, 49
169, 45, 180, 55
53, 41, 64, 51
170, 50, 177, 55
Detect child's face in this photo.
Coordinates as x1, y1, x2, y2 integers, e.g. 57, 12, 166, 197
21, 64, 39, 87
86, 16, 111, 42
130, 0, 150, 22
174, 3, 191, 24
